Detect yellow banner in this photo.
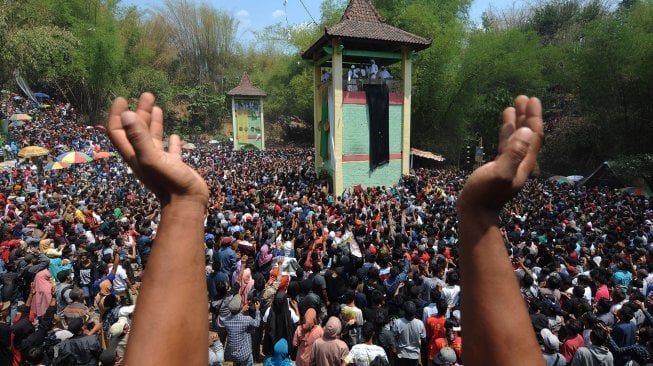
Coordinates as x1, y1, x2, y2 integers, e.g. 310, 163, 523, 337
236, 112, 249, 143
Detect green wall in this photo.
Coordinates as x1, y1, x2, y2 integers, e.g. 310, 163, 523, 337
342, 104, 403, 155
340, 103, 403, 189
342, 160, 402, 191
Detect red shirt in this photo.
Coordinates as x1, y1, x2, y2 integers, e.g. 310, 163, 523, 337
561, 334, 585, 363
434, 336, 462, 362
594, 284, 610, 303
427, 316, 447, 359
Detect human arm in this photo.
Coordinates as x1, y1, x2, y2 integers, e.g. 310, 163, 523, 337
111, 253, 119, 276
456, 96, 544, 366
107, 93, 209, 366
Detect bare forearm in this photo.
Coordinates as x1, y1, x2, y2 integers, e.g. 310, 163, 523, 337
124, 200, 207, 366
458, 209, 543, 366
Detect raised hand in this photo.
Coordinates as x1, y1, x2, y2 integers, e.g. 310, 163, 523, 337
106, 93, 209, 208
457, 95, 543, 214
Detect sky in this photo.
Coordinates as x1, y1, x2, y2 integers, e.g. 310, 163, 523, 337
122, 0, 515, 43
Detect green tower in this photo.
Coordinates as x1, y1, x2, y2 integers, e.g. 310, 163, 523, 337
301, 0, 431, 194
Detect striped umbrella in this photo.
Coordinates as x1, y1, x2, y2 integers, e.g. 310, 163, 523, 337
56, 151, 93, 164
92, 151, 114, 160
45, 161, 70, 170
9, 114, 32, 121
548, 175, 572, 184
18, 146, 49, 157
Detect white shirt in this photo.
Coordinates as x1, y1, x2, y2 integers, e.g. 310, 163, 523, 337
370, 63, 379, 78
112, 265, 129, 292
262, 306, 299, 324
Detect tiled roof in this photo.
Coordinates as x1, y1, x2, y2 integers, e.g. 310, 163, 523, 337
302, 0, 431, 59
227, 72, 266, 97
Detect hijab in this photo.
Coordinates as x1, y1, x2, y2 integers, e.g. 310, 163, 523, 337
239, 268, 254, 304
32, 269, 53, 316
323, 316, 342, 340
258, 245, 273, 267
264, 291, 295, 356
263, 338, 291, 366
302, 308, 318, 342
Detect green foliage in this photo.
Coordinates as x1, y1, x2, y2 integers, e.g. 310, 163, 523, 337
609, 154, 653, 186
0, 0, 651, 175
1, 26, 79, 83
179, 84, 228, 134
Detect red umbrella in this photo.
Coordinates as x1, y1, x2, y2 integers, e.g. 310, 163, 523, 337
92, 151, 114, 160
94, 125, 107, 132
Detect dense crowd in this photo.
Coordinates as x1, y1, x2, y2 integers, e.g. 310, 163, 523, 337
0, 91, 652, 366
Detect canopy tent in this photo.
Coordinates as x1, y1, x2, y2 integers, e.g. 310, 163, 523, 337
410, 148, 445, 162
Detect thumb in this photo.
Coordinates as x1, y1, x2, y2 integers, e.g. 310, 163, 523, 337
495, 127, 534, 182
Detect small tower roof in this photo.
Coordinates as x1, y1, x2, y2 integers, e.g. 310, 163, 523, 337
227, 72, 266, 97
302, 0, 431, 59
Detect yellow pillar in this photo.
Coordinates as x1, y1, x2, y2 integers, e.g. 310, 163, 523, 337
332, 40, 344, 195
313, 61, 322, 170
260, 96, 266, 150
231, 97, 237, 150
401, 47, 412, 175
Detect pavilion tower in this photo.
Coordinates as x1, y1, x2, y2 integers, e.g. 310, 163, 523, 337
301, 0, 431, 194
227, 72, 267, 150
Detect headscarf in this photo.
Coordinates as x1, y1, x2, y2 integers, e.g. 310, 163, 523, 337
323, 316, 342, 340
264, 292, 295, 356
294, 308, 323, 366
302, 308, 318, 342
239, 268, 254, 304
263, 338, 291, 366
258, 245, 273, 267
32, 269, 53, 316
99, 279, 113, 296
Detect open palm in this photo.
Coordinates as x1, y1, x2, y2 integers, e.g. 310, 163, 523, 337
458, 96, 544, 213
106, 93, 209, 208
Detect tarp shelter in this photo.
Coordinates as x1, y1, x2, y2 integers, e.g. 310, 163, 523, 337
578, 162, 625, 187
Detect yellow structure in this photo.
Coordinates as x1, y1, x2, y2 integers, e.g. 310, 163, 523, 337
227, 72, 267, 150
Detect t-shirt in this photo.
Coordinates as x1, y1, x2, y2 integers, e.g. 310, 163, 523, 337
391, 317, 426, 359
561, 334, 585, 363
111, 265, 128, 292
427, 316, 447, 359
345, 343, 387, 366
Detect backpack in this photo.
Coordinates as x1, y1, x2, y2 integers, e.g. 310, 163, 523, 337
52, 344, 79, 366
56, 284, 73, 314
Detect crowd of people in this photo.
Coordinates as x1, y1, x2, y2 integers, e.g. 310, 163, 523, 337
0, 90, 651, 366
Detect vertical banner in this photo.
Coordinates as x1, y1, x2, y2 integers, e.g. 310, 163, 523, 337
364, 83, 390, 170
236, 111, 248, 143
319, 87, 329, 161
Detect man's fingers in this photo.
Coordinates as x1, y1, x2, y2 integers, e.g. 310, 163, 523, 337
525, 97, 543, 137
135, 92, 156, 128
120, 111, 159, 166
495, 127, 535, 185
168, 134, 182, 156
523, 97, 544, 176
514, 95, 529, 129
499, 107, 516, 154
107, 97, 135, 160
150, 106, 164, 150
